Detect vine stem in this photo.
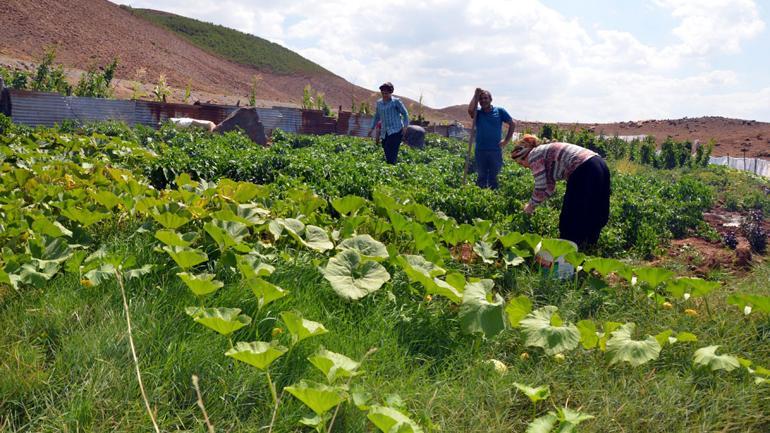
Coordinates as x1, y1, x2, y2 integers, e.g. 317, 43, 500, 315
267, 389, 284, 433
192, 375, 216, 433
266, 370, 279, 406
115, 270, 161, 433
326, 347, 378, 433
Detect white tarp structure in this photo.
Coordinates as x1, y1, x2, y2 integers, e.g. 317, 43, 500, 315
709, 156, 770, 178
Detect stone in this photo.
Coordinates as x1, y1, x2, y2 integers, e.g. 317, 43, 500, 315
213, 107, 267, 145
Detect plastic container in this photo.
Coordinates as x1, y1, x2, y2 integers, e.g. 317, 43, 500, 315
536, 241, 577, 279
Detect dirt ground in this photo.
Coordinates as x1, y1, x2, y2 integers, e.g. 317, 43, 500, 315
660, 207, 769, 276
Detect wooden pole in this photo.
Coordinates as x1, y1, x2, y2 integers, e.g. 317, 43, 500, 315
462, 115, 476, 185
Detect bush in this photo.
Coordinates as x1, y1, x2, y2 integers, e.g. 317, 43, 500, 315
74, 59, 118, 98
741, 209, 767, 254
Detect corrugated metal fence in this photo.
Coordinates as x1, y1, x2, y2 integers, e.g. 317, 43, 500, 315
3, 89, 469, 140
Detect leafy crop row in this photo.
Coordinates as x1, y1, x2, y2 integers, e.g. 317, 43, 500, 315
2, 123, 769, 431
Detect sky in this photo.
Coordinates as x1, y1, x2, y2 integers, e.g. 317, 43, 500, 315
115, 0, 770, 122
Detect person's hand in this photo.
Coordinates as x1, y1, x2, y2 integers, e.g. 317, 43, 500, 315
402, 126, 408, 136
474, 87, 482, 98
498, 139, 509, 149
523, 202, 535, 215
367, 129, 373, 138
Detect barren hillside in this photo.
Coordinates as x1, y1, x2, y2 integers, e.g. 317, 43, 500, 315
0, 0, 451, 119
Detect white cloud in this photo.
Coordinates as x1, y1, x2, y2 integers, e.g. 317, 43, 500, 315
116, 0, 767, 121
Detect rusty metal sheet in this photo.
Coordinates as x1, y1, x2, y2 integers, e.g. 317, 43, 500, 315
300, 109, 337, 135
346, 114, 373, 137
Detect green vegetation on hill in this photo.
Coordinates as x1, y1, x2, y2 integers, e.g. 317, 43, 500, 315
122, 6, 331, 76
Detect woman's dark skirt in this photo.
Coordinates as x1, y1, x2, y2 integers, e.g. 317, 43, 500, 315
559, 156, 611, 248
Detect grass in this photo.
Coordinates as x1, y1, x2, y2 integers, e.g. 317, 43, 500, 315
122, 6, 332, 77
1, 221, 769, 432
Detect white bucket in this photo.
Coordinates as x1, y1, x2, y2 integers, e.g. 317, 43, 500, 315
536, 241, 577, 279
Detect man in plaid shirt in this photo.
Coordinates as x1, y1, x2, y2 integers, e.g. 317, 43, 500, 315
368, 82, 410, 164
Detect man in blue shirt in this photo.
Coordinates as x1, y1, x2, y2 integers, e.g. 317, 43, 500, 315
467, 88, 515, 189
369, 82, 409, 164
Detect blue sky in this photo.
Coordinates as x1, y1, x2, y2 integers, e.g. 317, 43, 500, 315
116, 0, 770, 122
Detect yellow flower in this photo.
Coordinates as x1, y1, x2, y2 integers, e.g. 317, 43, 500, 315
424, 295, 433, 302
520, 352, 530, 361
662, 302, 673, 310
80, 279, 94, 287
271, 327, 284, 337
684, 308, 698, 317
554, 353, 566, 362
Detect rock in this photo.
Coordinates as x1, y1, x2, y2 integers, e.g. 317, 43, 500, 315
735, 240, 752, 268
213, 107, 267, 145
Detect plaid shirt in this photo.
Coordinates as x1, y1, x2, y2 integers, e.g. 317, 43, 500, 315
527, 142, 598, 209
371, 97, 409, 138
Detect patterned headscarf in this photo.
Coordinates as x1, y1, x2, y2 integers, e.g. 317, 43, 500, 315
510, 134, 540, 161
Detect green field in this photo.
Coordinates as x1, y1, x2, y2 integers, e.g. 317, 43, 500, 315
1, 117, 769, 432
122, 6, 332, 76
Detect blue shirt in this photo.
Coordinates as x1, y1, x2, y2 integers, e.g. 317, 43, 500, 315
475, 106, 512, 151
371, 97, 409, 138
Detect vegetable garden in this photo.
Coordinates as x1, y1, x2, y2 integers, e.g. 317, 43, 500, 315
1, 117, 769, 432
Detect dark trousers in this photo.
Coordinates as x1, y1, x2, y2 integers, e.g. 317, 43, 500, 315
382, 132, 402, 164
475, 149, 503, 189
559, 156, 611, 247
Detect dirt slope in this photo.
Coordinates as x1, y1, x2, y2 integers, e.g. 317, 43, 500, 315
0, 0, 451, 119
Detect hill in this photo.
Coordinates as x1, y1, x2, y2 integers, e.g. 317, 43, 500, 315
122, 7, 331, 77
0, 0, 451, 120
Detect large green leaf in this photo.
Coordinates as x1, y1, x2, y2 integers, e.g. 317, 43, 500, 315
268, 218, 305, 241
634, 266, 674, 288
526, 414, 558, 433
216, 179, 269, 203
91, 190, 121, 210
513, 383, 550, 404
323, 250, 390, 301
605, 323, 662, 367
204, 219, 249, 252
225, 341, 287, 370
308, 348, 361, 383
337, 235, 388, 261
163, 246, 208, 269
499, 231, 525, 248
576, 320, 598, 349
29, 236, 73, 264
281, 311, 328, 345
236, 254, 275, 280
212, 203, 269, 226
666, 277, 720, 299
367, 405, 424, 433
31, 216, 72, 238
429, 277, 463, 304
520, 306, 580, 355
331, 195, 368, 216
151, 209, 190, 230
285, 380, 347, 416
505, 295, 532, 328
459, 279, 505, 339
245, 277, 288, 309
727, 293, 770, 315
582, 258, 627, 277
693, 345, 740, 372
60, 205, 110, 227
539, 238, 577, 259
397, 254, 446, 279
185, 307, 251, 336
155, 229, 198, 247
473, 241, 498, 264
303, 225, 334, 252
177, 272, 223, 296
